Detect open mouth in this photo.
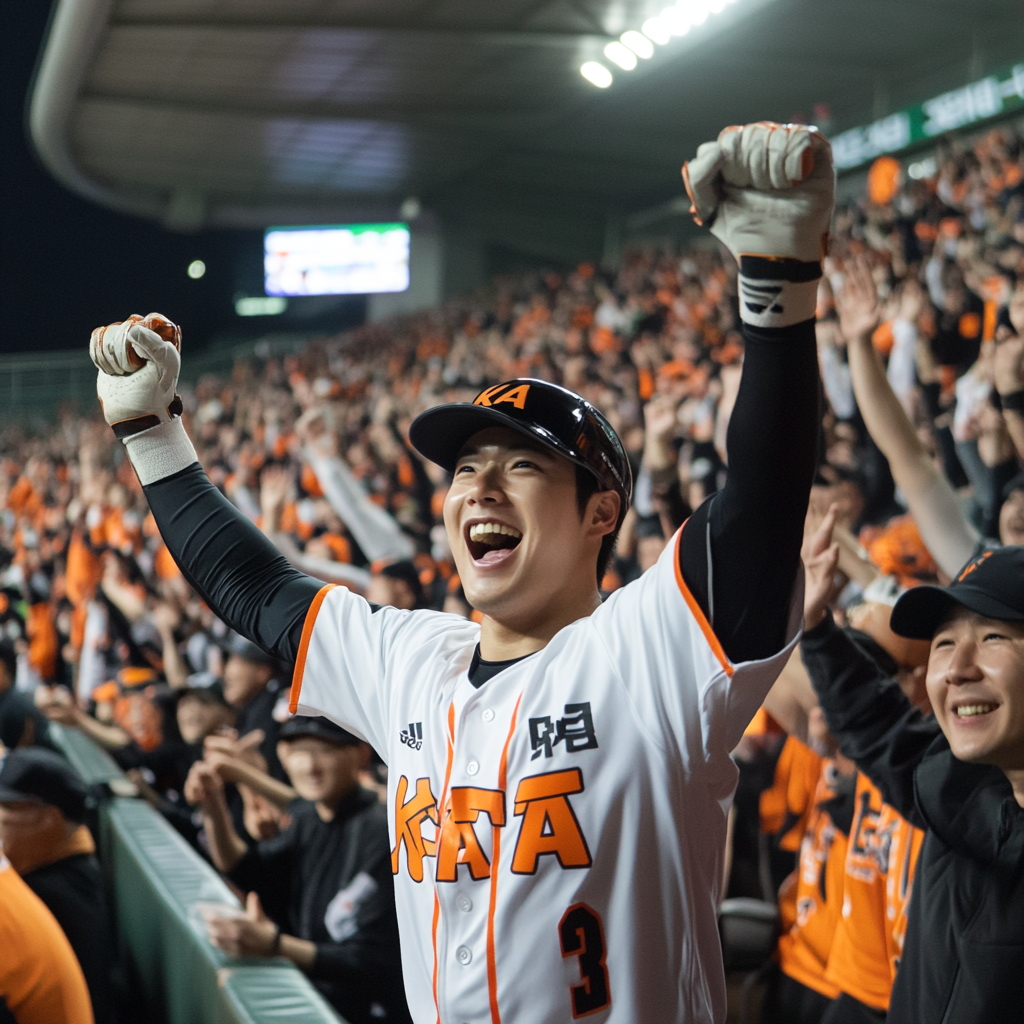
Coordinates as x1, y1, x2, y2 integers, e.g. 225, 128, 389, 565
954, 703, 998, 719
466, 521, 522, 566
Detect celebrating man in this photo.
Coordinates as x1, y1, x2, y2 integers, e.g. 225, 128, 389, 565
90, 122, 830, 1023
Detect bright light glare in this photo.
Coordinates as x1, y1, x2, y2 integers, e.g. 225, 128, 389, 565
709, 0, 726, 12
683, 0, 710, 25
621, 30, 655, 59
187, 259, 206, 279
661, 6, 690, 34
603, 42, 637, 71
581, 61, 613, 87
642, 17, 672, 45
235, 296, 287, 317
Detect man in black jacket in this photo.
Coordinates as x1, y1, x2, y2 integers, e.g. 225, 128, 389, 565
0, 747, 116, 1024
801, 509, 1024, 1022
185, 715, 410, 1024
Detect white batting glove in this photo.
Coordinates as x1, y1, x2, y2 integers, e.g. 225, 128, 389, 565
90, 313, 197, 485
682, 122, 835, 328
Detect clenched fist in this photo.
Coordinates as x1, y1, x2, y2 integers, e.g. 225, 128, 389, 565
682, 122, 835, 328
90, 312, 198, 486
90, 312, 183, 437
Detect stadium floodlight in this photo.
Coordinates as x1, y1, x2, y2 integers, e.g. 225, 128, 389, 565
581, 61, 614, 87
187, 260, 206, 279
620, 30, 655, 59
603, 42, 638, 71
660, 6, 690, 35
641, 17, 672, 45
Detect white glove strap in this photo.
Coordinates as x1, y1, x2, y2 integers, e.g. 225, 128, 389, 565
737, 256, 820, 329
123, 418, 198, 486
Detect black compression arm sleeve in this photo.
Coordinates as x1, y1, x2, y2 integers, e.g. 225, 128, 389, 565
680, 319, 819, 663
143, 465, 322, 662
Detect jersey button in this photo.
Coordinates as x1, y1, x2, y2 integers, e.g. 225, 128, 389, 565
466, 760, 479, 776
457, 895, 473, 913
456, 945, 472, 965
481, 708, 495, 722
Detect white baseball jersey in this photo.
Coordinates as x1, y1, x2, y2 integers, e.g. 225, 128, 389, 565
291, 529, 800, 1023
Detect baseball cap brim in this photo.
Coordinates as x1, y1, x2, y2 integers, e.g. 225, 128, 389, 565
0, 785, 44, 806
890, 584, 1024, 640
278, 716, 362, 745
410, 404, 595, 479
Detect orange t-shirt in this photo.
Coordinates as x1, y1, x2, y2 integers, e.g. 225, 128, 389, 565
0, 859, 95, 1024
825, 774, 924, 1010
760, 734, 824, 852
883, 810, 925, 980
776, 756, 853, 999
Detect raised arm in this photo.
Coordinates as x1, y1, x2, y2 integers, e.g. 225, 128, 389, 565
89, 315, 322, 662
800, 509, 939, 824
993, 319, 1024, 462
837, 258, 979, 576
678, 123, 828, 663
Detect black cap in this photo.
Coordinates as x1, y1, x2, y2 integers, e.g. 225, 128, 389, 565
1003, 472, 1024, 501
891, 547, 1024, 640
278, 715, 362, 746
0, 748, 88, 822
175, 680, 231, 709
409, 379, 632, 525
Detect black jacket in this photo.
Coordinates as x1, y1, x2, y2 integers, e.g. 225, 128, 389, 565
802, 617, 1024, 1023
23, 853, 116, 1024
228, 787, 410, 1024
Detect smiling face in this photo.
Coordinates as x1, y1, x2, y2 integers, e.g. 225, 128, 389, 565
277, 736, 368, 808
925, 609, 1024, 772
443, 427, 619, 632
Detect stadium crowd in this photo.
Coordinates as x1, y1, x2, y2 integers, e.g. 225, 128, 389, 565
1, 121, 1023, 1023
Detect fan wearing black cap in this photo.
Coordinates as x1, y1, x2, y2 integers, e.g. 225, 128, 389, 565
0, 748, 116, 1024
801, 507, 1024, 1023
184, 715, 410, 1024
90, 122, 829, 1022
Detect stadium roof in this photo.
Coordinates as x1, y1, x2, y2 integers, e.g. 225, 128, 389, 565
30, 0, 1024, 262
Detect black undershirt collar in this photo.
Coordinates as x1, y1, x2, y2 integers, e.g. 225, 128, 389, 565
468, 645, 528, 688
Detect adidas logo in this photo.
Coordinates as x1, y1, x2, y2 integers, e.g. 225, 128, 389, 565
400, 722, 423, 750
739, 279, 784, 315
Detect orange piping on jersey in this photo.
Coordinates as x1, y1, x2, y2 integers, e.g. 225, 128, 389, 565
432, 702, 456, 1023
487, 692, 523, 1024
288, 584, 336, 713
673, 527, 733, 677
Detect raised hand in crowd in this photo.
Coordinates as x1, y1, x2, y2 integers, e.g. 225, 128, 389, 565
258, 464, 293, 535
802, 504, 841, 631
994, 328, 1024, 460
838, 254, 980, 576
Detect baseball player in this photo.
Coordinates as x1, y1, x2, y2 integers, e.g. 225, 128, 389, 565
89, 122, 832, 1023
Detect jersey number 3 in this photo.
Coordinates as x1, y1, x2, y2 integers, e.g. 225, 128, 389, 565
559, 903, 611, 1018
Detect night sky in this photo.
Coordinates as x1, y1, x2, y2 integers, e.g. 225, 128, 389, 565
0, 2, 261, 356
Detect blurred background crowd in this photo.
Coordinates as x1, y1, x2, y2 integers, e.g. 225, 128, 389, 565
2, 121, 1023, 1023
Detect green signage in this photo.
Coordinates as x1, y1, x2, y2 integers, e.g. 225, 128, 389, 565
832, 61, 1024, 170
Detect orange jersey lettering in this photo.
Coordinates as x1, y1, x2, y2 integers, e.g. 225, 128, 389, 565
436, 787, 506, 882
391, 775, 438, 882
511, 769, 592, 874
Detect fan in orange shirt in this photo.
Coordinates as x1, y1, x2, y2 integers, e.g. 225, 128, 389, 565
821, 772, 925, 1023
761, 715, 858, 1024
0, 855, 95, 1024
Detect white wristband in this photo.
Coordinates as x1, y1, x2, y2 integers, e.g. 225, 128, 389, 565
737, 274, 819, 329
122, 418, 198, 486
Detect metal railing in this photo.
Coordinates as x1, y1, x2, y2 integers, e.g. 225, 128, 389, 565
0, 333, 317, 428
48, 723, 342, 1024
